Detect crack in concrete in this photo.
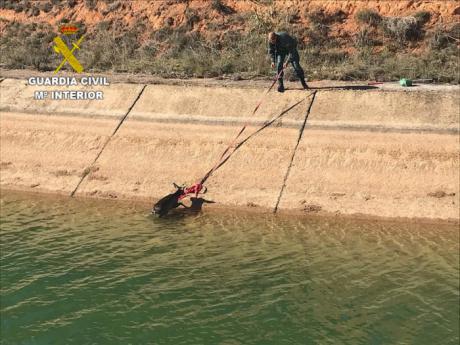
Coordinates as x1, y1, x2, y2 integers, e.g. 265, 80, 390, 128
70, 84, 147, 197
273, 91, 317, 213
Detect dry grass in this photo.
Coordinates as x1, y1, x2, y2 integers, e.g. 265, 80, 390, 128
355, 9, 382, 27
0, 8, 458, 83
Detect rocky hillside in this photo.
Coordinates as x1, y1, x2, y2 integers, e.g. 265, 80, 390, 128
1, 0, 459, 82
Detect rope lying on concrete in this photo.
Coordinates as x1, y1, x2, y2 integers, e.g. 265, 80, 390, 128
273, 91, 317, 213
70, 84, 147, 197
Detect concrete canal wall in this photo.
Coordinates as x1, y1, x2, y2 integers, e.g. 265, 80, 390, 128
1, 77, 459, 221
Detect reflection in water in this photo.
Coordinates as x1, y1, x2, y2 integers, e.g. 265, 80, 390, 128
1, 191, 458, 345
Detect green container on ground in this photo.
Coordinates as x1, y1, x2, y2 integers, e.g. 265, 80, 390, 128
399, 78, 413, 87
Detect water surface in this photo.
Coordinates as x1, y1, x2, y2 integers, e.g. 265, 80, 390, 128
1, 191, 458, 344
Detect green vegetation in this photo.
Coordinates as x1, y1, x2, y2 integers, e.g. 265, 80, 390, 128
0, 22, 56, 70
413, 11, 431, 26
381, 16, 423, 43
355, 9, 382, 27
0, 4, 458, 83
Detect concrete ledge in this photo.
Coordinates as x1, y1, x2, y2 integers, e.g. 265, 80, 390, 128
2, 78, 458, 132
310, 89, 459, 127
129, 84, 309, 123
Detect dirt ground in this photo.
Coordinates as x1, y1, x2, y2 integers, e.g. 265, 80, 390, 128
1, 1, 457, 42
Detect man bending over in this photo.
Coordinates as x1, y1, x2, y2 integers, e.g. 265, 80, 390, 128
268, 31, 308, 93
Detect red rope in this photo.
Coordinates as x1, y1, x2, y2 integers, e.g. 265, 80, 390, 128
197, 55, 292, 187
178, 183, 204, 200
177, 56, 292, 198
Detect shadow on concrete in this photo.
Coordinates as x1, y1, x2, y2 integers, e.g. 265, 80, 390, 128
286, 85, 379, 91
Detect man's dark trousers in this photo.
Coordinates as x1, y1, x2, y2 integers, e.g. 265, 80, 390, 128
276, 49, 305, 84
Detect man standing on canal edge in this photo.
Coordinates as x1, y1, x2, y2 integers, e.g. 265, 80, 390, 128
268, 31, 308, 93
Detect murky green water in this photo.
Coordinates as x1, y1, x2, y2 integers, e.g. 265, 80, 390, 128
1, 191, 458, 345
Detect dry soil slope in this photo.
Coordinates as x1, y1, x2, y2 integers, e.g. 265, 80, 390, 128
1, 0, 458, 41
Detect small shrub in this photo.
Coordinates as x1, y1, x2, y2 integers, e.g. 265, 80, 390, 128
211, 0, 235, 15
40, 2, 52, 12
1, 1, 14, 10
304, 9, 344, 46
308, 9, 346, 24
74, 20, 87, 35
101, 0, 120, 15
323, 50, 349, 64
355, 28, 377, 48
227, 13, 248, 26
107, 1, 121, 11
414, 11, 431, 25
248, 11, 274, 34
0, 22, 56, 70
30, 5, 40, 16
165, 17, 174, 26
429, 28, 454, 49
96, 20, 111, 31
151, 26, 174, 42
329, 10, 347, 23
14, 4, 24, 12
355, 9, 382, 27
307, 9, 326, 25
81, 31, 117, 70
284, 8, 300, 24
449, 23, 460, 40
382, 16, 422, 43
184, 8, 200, 30
85, 0, 97, 10
141, 40, 157, 56
22, 0, 32, 9
306, 22, 329, 46
115, 31, 140, 57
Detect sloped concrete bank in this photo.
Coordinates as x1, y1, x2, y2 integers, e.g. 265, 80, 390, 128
1, 77, 459, 221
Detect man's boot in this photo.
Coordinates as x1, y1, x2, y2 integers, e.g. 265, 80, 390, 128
300, 78, 309, 90
277, 79, 285, 93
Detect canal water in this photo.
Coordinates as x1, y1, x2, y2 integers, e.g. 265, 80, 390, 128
1, 191, 458, 345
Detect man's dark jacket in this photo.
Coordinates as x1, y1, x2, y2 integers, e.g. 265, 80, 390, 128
268, 32, 298, 63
